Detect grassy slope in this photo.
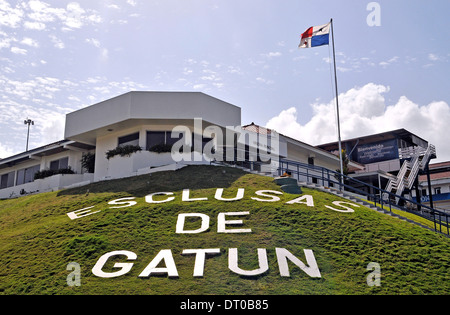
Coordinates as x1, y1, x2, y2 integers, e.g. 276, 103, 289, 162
0, 165, 449, 295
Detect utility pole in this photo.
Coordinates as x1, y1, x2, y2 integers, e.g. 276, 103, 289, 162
24, 118, 34, 151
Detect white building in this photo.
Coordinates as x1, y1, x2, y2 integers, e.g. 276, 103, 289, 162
0, 91, 359, 199
412, 161, 450, 213
0, 140, 95, 199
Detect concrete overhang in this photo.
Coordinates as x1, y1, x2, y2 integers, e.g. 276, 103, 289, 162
64, 91, 242, 145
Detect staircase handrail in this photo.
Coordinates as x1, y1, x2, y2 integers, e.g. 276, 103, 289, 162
406, 155, 420, 189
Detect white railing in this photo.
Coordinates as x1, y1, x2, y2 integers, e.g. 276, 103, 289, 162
384, 144, 435, 202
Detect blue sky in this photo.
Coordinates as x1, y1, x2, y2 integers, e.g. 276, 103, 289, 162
0, 0, 449, 161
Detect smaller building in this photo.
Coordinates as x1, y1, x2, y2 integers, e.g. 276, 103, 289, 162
0, 140, 95, 198
412, 161, 450, 213
241, 123, 364, 181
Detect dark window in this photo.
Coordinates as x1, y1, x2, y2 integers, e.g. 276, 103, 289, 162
146, 131, 166, 149
118, 132, 140, 147
50, 157, 69, 170
202, 136, 213, 149
191, 133, 213, 151
16, 165, 40, 185
146, 131, 185, 149
146, 130, 212, 151
0, 171, 15, 189
166, 131, 183, 146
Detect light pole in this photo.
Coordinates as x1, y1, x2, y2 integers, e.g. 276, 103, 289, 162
24, 118, 34, 151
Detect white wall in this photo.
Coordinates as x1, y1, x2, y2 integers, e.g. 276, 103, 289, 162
65, 92, 241, 145
0, 173, 94, 199
0, 147, 94, 199
93, 122, 213, 181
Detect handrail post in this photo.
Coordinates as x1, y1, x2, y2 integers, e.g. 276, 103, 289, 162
433, 211, 437, 232
445, 214, 450, 235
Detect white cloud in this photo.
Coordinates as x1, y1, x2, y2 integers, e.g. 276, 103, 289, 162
0, 35, 14, 49
20, 37, 39, 47
85, 38, 100, 47
262, 51, 282, 59
266, 83, 450, 162
378, 56, 399, 68
0, 75, 151, 157
0, 0, 102, 32
10, 46, 27, 55
101, 48, 109, 59
64, 2, 86, 29
38, 112, 66, 145
428, 53, 439, 61
0, 141, 15, 158
0, 0, 24, 28
193, 84, 206, 90
24, 21, 46, 30
49, 35, 65, 49
256, 77, 274, 85
107, 4, 121, 10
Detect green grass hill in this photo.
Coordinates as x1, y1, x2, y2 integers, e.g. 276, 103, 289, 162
1, 165, 449, 295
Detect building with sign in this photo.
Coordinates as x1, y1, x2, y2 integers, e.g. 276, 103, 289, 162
317, 129, 437, 202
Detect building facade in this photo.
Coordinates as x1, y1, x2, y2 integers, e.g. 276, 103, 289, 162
1, 91, 353, 199
0, 140, 95, 198
317, 129, 437, 202
412, 161, 450, 213
3, 92, 436, 203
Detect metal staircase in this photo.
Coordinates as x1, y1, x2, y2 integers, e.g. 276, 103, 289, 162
383, 144, 436, 204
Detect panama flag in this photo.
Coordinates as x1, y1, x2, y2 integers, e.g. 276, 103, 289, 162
299, 22, 331, 48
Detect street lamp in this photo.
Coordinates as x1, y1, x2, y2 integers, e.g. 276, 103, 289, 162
24, 118, 34, 151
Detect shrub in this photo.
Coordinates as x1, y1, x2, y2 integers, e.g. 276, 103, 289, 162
148, 143, 172, 153
106, 145, 142, 160
81, 152, 95, 173
34, 167, 75, 180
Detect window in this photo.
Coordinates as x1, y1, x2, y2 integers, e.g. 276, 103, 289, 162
434, 187, 441, 195
50, 157, 69, 171
16, 165, 40, 186
146, 131, 183, 150
0, 171, 15, 189
118, 132, 140, 147
147, 131, 166, 149
421, 189, 428, 196
146, 130, 213, 152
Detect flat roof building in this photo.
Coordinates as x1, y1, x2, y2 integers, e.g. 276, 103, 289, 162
317, 129, 437, 202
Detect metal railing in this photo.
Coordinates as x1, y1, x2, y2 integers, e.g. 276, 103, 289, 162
209, 146, 448, 236
277, 158, 449, 237
385, 144, 436, 201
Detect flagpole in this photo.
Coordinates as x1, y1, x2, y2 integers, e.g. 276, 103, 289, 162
330, 18, 344, 188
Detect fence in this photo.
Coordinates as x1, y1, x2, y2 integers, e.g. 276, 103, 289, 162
277, 159, 449, 237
